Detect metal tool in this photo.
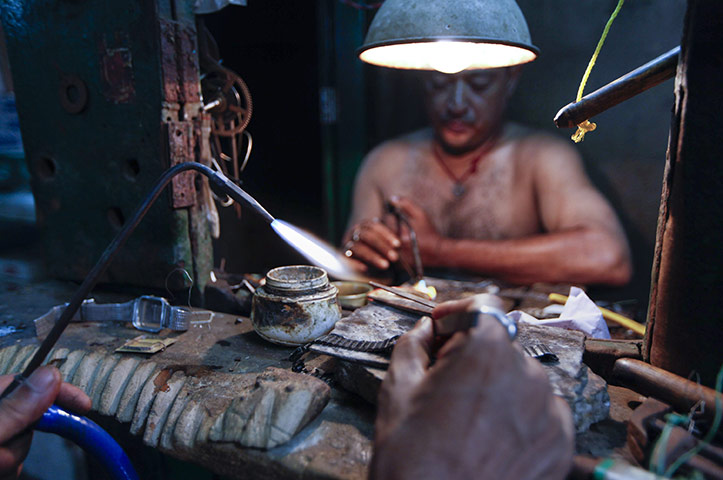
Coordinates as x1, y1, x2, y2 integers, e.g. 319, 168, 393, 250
554, 46, 679, 129
522, 344, 558, 363
368, 281, 438, 309
433, 306, 517, 340
386, 201, 424, 284
367, 282, 515, 340
613, 358, 722, 424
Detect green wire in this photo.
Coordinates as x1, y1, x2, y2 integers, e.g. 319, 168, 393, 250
576, 0, 625, 102
649, 412, 687, 475
663, 363, 723, 477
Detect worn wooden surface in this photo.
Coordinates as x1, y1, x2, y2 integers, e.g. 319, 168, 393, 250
314, 277, 612, 434
0, 277, 633, 477
332, 322, 611, 434
0, 281, 372, 480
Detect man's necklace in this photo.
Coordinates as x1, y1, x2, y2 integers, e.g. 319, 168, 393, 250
433, 140, 496, 197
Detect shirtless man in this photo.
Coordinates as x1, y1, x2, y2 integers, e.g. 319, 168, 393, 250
344, 67, 632, 286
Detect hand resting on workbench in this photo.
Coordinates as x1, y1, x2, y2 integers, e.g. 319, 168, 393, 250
0, 366, 91, 479
371, 296, 574, 480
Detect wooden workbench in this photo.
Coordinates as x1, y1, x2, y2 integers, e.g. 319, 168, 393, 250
0, 281, 373, 479
0, 279, 636, 479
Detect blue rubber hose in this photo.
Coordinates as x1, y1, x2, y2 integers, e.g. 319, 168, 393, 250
35, 405, 139, 480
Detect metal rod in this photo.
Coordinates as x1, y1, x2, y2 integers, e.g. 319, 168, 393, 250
0, 162, 273, 400
387, 202, 424, 282
554, 46, 680, 129
368, 281, 437, 308
613, 358, 722, 424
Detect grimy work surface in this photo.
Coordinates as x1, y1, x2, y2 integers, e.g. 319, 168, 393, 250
0, 282, 373, 480
0, 279, 623, 476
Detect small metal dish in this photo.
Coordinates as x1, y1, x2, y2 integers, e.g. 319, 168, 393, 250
332, 281, 373, 309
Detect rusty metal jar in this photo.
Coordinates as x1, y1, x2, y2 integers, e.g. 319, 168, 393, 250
251, 265, 341, 346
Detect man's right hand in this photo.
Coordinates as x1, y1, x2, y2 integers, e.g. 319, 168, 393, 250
343, 218, 401, 272
371, 298, 574, 480
0, 366, 91, 479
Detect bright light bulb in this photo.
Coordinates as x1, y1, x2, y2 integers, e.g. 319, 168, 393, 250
428, 41, 472, 74
359, 42, 537, 71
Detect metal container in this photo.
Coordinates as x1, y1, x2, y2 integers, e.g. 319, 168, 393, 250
251, 265, 341, 346
332, 281, 373, 309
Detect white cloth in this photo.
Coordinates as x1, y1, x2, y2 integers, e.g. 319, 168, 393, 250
509, 287, 611, 339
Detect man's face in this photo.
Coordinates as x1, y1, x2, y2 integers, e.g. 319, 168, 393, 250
424, 69, 515, 153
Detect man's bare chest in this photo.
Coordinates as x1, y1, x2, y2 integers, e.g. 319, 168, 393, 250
389, 154, 540, 240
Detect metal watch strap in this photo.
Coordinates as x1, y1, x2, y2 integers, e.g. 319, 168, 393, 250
81, 299, 134, 322
475, 305, 517, 340
170, 307, 210, 331
33, 296, 208, 337
434, 305, 517, 340
312, 333, 400, 353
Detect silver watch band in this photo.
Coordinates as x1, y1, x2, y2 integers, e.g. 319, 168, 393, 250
434, 305, 517, 340
34, 296, 212, 338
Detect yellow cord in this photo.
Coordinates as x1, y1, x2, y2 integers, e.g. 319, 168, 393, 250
572, 0, 625, 143
548, 292, 645, 336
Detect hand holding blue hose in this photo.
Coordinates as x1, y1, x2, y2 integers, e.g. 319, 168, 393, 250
0, 366, 138, 480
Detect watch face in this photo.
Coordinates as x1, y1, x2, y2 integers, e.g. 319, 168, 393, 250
133, 297, 167, 332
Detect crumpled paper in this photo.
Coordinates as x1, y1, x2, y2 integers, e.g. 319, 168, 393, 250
509, 287, 611, 339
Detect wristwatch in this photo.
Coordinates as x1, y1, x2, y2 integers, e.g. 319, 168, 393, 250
34, 296, 212, 338
433, 305, 517, 340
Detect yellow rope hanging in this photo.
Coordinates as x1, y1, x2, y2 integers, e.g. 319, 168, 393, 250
572, 0, 625, 143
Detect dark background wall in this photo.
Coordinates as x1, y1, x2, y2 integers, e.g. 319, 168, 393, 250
511, 0, 686, 309
202, 1, 326, 274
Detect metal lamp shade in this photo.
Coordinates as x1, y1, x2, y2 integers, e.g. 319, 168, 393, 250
358, 0, 538, 73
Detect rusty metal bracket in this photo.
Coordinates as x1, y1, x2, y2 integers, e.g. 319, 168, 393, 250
166, 121, 197, 208
159, 15, 205, 209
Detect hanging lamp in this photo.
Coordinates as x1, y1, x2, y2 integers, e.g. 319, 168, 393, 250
358, 0, 538, 73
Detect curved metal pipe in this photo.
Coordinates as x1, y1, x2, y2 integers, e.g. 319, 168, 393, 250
554, 46, 679, 128
0, 162, 273, 398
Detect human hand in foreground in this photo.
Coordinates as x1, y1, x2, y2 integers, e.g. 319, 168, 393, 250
0, 366, 91, 480
371, 295, 574, 480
